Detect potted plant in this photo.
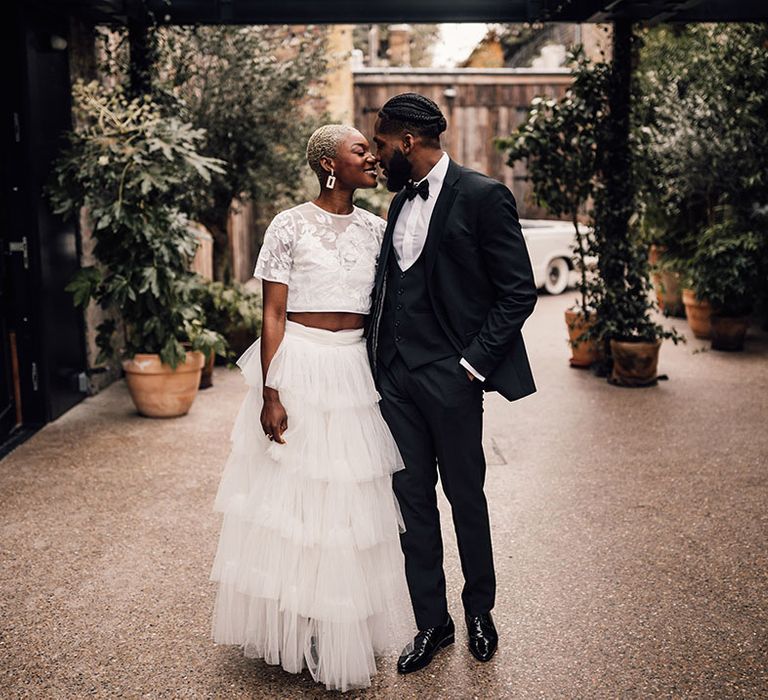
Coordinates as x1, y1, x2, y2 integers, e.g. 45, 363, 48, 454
596, 229, 681, 386
587, 26, 683, 387
48, 81, 225, 417
634, 24, 768, 338
647, 242, 686, 318
681, 287, 712, 340
498, 48, 606, 368
190, 279, 263, 387
686, 219, 760, 351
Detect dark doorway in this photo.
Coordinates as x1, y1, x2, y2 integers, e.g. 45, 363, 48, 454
1, 5, 87, 451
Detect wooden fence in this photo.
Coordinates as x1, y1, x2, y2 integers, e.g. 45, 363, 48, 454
353, 68, 572, 219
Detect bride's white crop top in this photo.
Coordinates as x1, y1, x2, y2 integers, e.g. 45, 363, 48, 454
253, 201, 386, 314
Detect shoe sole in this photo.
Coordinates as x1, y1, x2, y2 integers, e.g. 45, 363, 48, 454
397, 634, 455, 675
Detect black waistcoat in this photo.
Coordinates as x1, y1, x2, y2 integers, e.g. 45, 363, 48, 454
378, 246, 455, 369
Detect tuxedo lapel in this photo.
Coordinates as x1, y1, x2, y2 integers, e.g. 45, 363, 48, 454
374, 190, 407, 294
424, 159, 461, 278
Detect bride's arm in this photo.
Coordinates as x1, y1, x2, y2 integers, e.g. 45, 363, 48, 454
260, 280, 288, 444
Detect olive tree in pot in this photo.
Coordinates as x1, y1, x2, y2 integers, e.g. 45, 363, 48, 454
49, 81, 225, 417
498, 47, 606, 368
686, 219, 761, 351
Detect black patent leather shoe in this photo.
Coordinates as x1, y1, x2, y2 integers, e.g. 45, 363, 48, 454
466, 612, 498, 662
397, 616, 455, 674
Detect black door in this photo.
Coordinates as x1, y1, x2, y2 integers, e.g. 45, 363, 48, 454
1, 4, 87, 449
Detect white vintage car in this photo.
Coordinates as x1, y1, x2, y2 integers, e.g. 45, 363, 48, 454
520, 218, 592, 295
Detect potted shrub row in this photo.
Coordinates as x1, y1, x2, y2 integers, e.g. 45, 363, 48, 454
682, 218, 760, 351
634, 24, 768, 352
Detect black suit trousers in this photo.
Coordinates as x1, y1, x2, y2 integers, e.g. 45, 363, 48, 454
378, 352, 495, 630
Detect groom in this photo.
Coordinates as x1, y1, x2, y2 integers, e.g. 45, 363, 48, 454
367, 93, 537, 673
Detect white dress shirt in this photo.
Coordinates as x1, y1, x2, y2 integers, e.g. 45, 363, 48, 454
391, 152, 486, 382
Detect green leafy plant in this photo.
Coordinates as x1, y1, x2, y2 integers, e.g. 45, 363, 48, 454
591, 26, 680, 347
191, 280, 262, 361
48, 80, 226, 368
634, 23, 768, 317
687, 218, 762, 316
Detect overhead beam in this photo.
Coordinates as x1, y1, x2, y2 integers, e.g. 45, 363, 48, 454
46, 0, 542, 25
541, 0, 767, 22
28, 0, 768, 25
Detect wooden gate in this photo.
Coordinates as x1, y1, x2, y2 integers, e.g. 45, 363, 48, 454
354, 68, 572, 218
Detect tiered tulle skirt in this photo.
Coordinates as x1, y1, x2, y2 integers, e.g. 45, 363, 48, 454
210, 321, 413, 691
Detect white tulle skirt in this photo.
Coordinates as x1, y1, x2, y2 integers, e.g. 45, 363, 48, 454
210, 320, 414, 692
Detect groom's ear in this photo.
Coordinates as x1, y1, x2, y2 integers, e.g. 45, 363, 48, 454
401, 132, 415, 154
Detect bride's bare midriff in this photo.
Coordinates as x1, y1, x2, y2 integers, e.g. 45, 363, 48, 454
287, 311, 366, 331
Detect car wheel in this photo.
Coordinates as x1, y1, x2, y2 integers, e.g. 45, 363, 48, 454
544, 258, 569, 295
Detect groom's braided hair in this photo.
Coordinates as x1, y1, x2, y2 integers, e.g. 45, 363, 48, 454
377, 93, 447, 145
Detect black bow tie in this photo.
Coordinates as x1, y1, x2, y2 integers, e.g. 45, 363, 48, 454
404, 179, 429, 201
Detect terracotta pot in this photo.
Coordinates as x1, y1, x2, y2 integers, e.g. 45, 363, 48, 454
565, 309, 600, 368
609, 338, 661, 387
649, 245, 684, 317
710, 314, 750, 352
122, 351, 205, 418
199, 351, 215, 389
682, 289, 712, 339
655, 270, 685, 317
648, 243, 664, 267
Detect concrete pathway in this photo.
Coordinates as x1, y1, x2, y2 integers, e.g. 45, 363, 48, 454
2, 294, 766, 699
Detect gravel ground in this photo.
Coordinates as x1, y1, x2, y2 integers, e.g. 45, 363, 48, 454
1, 292, 766, 699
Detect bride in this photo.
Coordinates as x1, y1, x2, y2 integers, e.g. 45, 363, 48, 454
209, 125, 412, 691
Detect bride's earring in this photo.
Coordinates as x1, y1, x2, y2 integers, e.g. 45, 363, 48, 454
325, 168, 336, 190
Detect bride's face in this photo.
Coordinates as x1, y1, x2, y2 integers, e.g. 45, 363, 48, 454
325, 131, 379, 190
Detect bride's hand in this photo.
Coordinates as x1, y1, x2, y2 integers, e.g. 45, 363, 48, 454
261, 389, 288, 444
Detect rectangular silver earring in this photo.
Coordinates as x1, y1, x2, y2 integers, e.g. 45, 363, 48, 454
325, 171, 336, 189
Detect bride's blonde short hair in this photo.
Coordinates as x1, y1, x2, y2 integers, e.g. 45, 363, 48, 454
306, 124, 359, 179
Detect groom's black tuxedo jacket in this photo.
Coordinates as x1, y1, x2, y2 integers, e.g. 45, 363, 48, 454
366, 159, 537, 402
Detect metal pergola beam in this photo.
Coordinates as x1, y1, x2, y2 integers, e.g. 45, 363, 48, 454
38, 1, 543, 25
545, 0, 766, 23
33, 0, 768, 25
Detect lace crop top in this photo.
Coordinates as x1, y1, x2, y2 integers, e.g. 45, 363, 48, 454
253, 201, 386, 314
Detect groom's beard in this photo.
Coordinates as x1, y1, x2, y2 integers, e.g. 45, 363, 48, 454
385, 148, 413, 193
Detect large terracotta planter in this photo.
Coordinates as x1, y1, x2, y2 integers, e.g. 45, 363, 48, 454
565, 309, 600, 368
609, 338, 661, 387
682, 289, 712, 339
656, 270, 685, 317
649, 245, 685, 317
122, 351, 205, 418
710, 314, 750, 352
